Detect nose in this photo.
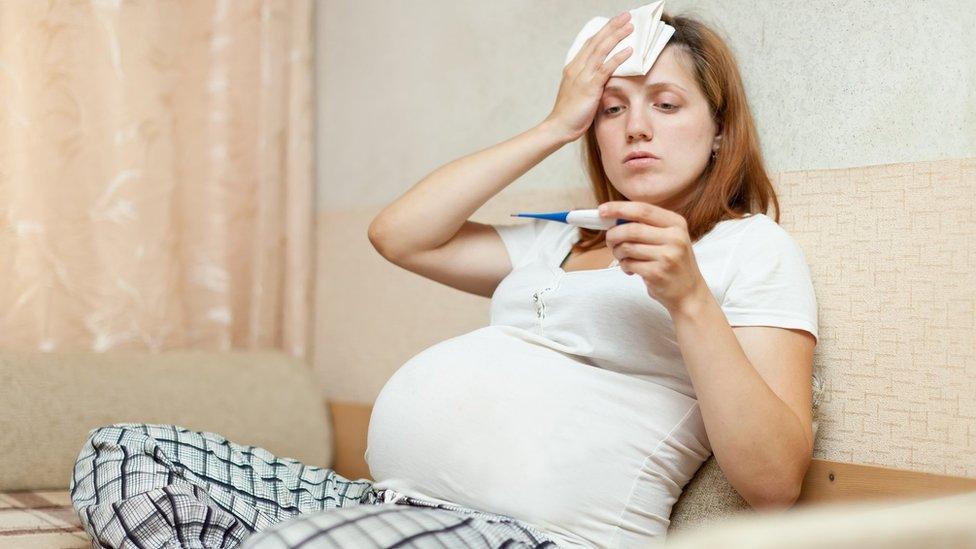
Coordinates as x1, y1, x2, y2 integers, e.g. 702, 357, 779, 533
625, 108, 652, 141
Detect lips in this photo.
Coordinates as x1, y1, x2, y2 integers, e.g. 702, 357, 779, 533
623, 151, 660, 163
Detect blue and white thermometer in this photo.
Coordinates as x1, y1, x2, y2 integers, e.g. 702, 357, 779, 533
510, 209, 632, 230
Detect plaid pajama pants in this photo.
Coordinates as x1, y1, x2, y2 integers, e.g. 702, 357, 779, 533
69, 423, 561, 549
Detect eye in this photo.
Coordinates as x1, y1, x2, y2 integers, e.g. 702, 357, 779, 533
601, 103, 679, 116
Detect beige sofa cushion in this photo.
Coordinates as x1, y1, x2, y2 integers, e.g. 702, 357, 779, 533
668, 372, 825, 533
0, 350, 333, 491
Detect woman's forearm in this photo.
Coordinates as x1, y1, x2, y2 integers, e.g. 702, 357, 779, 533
670, 285, 811, 509
368, 119, 573, 260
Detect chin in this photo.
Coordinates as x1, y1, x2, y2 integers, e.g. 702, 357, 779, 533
627, 185, 678, 205
621, 173, 668, 190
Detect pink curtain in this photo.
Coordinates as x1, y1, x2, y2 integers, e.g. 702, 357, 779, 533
0, 0, 314, 358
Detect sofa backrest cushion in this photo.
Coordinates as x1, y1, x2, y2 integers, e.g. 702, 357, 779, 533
0, 349, 333, 491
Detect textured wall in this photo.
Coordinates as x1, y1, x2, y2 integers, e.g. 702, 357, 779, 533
774, 157, 976, 478
314, 0, 976, 478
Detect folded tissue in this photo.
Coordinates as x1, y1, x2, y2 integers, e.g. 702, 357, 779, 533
563, 0, 675, 77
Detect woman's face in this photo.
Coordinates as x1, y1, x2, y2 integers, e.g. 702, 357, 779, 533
594, 46, 719, 211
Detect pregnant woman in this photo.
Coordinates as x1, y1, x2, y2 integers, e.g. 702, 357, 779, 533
70, 10, 818, 549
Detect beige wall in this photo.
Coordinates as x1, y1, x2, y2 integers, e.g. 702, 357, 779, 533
313, 0, 976, 479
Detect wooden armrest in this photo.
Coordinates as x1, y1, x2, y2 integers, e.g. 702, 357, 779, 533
329, 401, 374, 481
798, 458, 976, 505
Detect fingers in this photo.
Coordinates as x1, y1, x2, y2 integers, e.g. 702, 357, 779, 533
587, 21, 634, 72
600, 45, 634, 75
609, 242, 666, 263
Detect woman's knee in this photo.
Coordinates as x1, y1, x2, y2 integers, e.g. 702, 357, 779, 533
70, 423, 174, 507
76, 423, 183, 466
84, 422, 153, 448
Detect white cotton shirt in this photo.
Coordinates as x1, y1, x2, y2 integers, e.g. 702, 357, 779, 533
365, 213, 819, 548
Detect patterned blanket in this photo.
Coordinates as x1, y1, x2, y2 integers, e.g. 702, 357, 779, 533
0, 490, 91, 548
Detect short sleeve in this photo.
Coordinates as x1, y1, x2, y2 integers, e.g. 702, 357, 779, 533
491, 218, 546, 269
720, 218, 819, 344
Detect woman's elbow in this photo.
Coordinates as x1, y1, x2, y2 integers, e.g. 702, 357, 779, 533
744, 447, 811, 510
743, 477, 802, 511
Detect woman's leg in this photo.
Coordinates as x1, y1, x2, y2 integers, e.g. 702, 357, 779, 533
239, 494, 561, 549
70, 423, 378, 549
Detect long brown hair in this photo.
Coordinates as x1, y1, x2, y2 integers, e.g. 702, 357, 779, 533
573, 11, 780, 253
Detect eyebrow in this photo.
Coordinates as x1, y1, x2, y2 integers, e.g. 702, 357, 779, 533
604, 82, 688, 94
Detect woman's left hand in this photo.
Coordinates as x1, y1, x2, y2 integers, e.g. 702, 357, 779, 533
599, 201, 708, 314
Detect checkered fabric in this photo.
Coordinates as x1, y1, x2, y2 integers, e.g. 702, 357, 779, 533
70, 423, 560, 549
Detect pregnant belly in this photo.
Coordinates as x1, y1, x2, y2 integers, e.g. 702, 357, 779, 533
365, 326, 703, 546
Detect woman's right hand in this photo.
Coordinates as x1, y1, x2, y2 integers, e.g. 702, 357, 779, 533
544, 12, 635, 143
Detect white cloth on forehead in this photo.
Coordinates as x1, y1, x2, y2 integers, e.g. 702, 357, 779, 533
563, 0, 675, 77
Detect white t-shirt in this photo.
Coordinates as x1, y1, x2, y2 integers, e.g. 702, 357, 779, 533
366, 213, 819, 548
